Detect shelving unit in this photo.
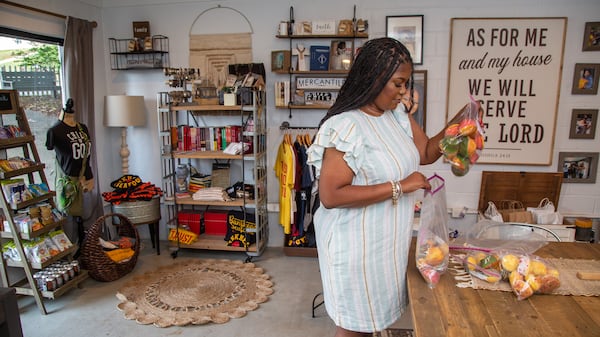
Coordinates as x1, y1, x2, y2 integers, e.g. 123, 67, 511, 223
158, 90, 268, 261
109, 35, 169, 70
0, 90, 87, 314
274, 6, 368, 117
274, 7, 368, 256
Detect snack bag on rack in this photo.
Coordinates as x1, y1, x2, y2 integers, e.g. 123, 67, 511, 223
439, 96, 485, 176
415, 174, 449, 288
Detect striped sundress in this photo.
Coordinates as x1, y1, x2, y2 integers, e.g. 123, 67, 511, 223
306, 108, 420, 332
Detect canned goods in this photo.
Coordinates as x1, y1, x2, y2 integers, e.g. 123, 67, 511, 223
71, 261, 80, 275
53, 273, 64, 288
42, 275, 56, 291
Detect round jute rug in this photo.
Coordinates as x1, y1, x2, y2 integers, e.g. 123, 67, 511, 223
115, 258, 274, 327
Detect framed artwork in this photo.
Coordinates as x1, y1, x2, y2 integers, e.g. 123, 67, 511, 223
412, 70, 427, 130
571, 63, 600, 95
386, 15, 424, 65
569, 109, 598, 139
582, 21, 600, 51
329, 40, 353, 71
271, 50, 290, 73
558, 152, 599, 183
447, 17, 566, 165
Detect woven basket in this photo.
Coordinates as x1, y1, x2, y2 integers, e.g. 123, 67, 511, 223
80, 213, 140, 282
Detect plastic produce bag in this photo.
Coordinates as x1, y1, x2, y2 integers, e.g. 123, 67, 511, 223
415, 174, 449, 288
439, 96, 485, 176
526, 198, 563, 225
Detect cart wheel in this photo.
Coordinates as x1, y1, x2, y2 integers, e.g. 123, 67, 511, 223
171, 250, 178, 259
244, 256, 253, 263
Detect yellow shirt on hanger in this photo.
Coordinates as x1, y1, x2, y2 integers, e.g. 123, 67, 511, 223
274, 136, 295, 234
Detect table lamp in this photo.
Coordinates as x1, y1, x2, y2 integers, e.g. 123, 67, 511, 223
104, 95, 146, 175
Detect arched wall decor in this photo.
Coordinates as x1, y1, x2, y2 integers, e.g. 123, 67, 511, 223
189, 5, 253, 88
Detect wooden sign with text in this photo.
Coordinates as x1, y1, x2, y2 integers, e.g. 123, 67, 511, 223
447, 17, 566, 165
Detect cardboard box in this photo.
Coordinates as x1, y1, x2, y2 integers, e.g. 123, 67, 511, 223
204, 210, 228, 236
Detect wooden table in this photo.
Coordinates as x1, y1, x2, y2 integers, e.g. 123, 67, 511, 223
407, 240, 600, 337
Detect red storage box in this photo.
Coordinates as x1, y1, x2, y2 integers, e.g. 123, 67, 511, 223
204, 210, 228, 236
178, 210, 202, 235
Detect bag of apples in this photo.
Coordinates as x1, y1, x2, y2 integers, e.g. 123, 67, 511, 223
439, 96, 485, 176
415, 174, 450, 288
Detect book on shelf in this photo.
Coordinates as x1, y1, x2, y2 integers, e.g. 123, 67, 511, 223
310, 45, 330, 71
275, 81, 290, 107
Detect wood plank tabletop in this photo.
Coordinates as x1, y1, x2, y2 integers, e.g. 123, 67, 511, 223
407, 240, 600, 337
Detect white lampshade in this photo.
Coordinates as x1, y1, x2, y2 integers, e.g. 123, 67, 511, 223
104, 95, 146, 175
104, 95, 146, 127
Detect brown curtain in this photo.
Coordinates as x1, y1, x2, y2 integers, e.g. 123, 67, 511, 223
62, 16, 103, 241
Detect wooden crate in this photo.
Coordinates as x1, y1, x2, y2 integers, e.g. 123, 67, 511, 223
478, 171, 563, 212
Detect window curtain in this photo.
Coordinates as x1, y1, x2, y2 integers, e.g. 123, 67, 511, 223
62, 16, 103, 239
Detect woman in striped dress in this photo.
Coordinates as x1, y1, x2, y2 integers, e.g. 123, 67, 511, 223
306, 37, 461, 336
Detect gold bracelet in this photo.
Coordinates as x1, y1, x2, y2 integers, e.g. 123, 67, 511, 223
397, 181, 403, 199
390, 180, 399, 205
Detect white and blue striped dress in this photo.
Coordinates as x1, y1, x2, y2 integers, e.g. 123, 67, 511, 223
306, 108, 419, 332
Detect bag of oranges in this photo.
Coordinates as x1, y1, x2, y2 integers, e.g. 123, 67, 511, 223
439, 96, 485, 176
415, 174, 450, 288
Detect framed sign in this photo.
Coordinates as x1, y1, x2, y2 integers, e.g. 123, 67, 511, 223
558, 152, 598, 184
569, 109, 598, 139
0, 90, 18, 114
447, 17, 567, 165
386, 15, 424, 65
271, 50, 290, 73
296, 76, 345, 90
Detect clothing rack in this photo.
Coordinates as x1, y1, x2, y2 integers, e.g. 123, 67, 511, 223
279, 121, 318, 130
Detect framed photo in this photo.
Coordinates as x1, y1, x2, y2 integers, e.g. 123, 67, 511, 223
558, 152, 599, 183
412, 70, 427, 130
569, 109, 598, 139
386, 15, 424, 65
329, 40, 353, 71
571, 63, 600, 95
582, 21, 600, 51
271, 50, 290, 73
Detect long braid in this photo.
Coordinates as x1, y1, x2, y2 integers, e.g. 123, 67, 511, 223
318, 37, 413, 128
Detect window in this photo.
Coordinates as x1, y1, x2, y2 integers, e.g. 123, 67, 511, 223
0, 29, 64, 189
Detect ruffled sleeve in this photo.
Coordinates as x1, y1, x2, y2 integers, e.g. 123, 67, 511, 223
306, 114, 365, 178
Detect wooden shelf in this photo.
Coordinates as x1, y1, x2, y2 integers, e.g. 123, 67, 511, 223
6, 245, 78, 269
276, 33, 369, 39
1, 218, 65, 240
169, 234, 262, 252
13, 269, 88, 300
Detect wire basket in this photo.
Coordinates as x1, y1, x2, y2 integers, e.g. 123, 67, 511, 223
80, 213, 140, 282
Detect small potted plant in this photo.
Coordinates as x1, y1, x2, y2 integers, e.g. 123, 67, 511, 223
221, 86, 236, 106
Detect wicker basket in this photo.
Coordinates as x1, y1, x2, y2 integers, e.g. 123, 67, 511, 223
80, 213, 140, 282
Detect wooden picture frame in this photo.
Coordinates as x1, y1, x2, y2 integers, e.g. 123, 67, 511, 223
558, 152, 599, 183
0, 90, 18, 114
271, 50, 290, 73
329, 40, 353, 71
447, 17, 566, 165
412, 70, 427, 130
386, 15, 424, 65
571, 63, 600, 95
569, 109, 598, 139
582, 21, 600, 51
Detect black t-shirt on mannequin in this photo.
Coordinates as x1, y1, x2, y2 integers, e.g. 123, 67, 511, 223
45, 98, 94, 191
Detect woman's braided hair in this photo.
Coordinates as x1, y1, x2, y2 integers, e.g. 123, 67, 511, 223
318, 37, 413, 127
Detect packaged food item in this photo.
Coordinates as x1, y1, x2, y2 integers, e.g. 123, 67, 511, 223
439, 96, 485, 176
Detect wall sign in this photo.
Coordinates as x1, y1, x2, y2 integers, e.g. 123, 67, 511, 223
447, 17, 567, 165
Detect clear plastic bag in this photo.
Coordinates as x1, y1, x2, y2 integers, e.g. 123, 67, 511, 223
439, 96, 485, 176
415, 174, 449, 288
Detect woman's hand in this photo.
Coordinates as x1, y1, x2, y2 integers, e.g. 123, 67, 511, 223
399, 171, 431, 193
402, 89, 419, 115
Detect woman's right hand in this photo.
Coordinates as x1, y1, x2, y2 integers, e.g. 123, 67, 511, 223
399, 172, 431, 193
